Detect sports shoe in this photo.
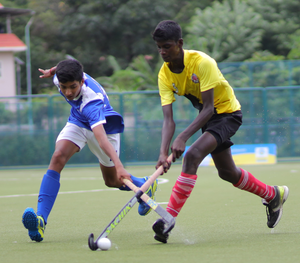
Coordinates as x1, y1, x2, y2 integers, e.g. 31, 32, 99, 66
152, 218, 175, 243
138, 176, 158, 216
22, 207, 45, 242
262, 185, 289, 228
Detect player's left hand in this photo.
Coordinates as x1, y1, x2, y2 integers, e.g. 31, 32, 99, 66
155, 153, 171, 174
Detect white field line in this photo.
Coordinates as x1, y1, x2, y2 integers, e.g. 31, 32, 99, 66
0, 178, 169, 199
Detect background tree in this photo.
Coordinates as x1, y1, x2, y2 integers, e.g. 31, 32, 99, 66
245, 0, 300, 57
1, 0, 300, 94
2, 0, 206, 93
96, 54, 162, 91
185, 0, 264, 62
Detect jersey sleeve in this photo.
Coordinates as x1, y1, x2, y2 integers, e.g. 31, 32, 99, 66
198, 57, 221, 92
53, 75, 60, 91
158, 74, 176, 106
81, 100, 106, 129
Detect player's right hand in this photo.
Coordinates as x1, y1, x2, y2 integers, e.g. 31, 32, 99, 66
156, 154, 171, 175
117, 167, 132, 184
38, 67, 55, 78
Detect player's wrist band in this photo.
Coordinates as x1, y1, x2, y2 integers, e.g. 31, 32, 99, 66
50, 67, 56, 75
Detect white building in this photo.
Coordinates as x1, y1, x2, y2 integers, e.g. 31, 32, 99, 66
0, 3, 34, 97
0, 33, 26, 97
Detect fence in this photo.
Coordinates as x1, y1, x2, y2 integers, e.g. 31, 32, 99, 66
1, 86, 300, 167
219, 60, 300, 88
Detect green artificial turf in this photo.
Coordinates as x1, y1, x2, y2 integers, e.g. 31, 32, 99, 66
0, 163, 299, 263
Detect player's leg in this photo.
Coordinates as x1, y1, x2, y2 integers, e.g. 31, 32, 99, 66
22, 123, 84, 242
87, 132, 157, 216
163, 111, 242, 219
212, 147, 289, 228
22, 139, 79, 242
166, 132, 217, 217
37, 139, 79, 219
153, 132, 217, 243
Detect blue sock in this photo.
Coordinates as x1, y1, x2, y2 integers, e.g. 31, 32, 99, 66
37, 169, 60, 224
119, 175, 145, 191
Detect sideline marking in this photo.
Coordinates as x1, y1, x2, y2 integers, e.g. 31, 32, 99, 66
0, 178, 170, 199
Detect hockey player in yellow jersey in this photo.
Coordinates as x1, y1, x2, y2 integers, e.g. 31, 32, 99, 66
151, 20, 289, 243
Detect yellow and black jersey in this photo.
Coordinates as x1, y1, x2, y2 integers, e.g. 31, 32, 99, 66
158, 49, 241, 114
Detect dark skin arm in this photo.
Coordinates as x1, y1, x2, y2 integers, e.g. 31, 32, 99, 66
172, 88, 215, 160
156, 88, 215, 172
156, 104, 176, 173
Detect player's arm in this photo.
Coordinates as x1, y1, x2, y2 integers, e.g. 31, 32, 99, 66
38, 66, 57, 78
92, 124, 131, 183
156, 103, 175, 172
171, 88, 215, 159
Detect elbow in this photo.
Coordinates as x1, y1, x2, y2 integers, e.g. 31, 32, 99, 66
203, 107, 214, 119
166, 119, 176, 130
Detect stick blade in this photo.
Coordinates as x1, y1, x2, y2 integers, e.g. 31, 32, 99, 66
88, 233, 98, 251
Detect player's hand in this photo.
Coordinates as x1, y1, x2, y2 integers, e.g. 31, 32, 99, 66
156, 154, 171, 175
117, 167, 132, 185
38, 67, 55, 78
171, 137, 186, 161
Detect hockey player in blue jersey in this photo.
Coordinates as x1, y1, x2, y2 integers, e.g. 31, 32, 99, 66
22, 59, 157, 242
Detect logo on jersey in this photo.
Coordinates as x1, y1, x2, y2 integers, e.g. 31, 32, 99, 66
172, 83, 178, 93
191, 73, 199, 83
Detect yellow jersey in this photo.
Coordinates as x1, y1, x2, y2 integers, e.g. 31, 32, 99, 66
158, 50, 241, 114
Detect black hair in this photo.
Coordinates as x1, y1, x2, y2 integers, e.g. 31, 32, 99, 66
152, 20, 182, 42
55, 59, 83, 83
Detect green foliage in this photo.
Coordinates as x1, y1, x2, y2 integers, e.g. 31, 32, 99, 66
287, 30, 300, 60
246, 51, 285, 62
0, 103, 13, 123
1, 0, 300, 95
96, 55, 161, 91
219, 60, 300, 87
1, 0, 185, 94
173, 0, 214, 30
245, 0, 300, 56
0, 133, 51, 166
186, 0, 264, 62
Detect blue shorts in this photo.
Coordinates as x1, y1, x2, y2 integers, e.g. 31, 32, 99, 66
202, 110, 243, 154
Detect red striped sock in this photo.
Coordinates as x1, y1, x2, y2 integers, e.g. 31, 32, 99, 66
166, 172, 197, 217
233, 168, 275, 202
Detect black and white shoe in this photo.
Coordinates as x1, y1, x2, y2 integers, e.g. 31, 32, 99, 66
152, 218, 175, 243
262, 185, 289, 228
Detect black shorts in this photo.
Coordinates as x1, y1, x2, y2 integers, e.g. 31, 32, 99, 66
202, 110, 243, 154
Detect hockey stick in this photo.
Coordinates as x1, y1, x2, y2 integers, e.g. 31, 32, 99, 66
88, 194, 139, 250
88, 154, 174, 251
123, 179, 175, 224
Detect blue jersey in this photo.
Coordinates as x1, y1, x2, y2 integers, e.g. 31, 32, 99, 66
53, 73, 124, 134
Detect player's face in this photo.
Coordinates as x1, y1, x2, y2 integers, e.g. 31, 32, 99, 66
155, 39, 183, 62
59, 79, 84, 101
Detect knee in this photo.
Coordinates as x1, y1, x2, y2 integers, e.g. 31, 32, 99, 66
217, 167, 241, 184
182, 149, 203, 172
51, 149, 68, 166
104, 180, 116, 188
103, 177, 121, 188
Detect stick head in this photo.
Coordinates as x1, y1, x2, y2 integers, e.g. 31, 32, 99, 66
88, 233, 98, 251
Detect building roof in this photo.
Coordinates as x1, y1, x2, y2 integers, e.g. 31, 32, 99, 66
0, 33, 26, 52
